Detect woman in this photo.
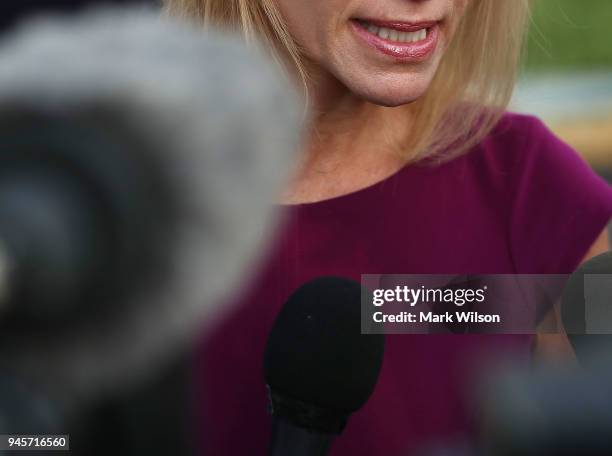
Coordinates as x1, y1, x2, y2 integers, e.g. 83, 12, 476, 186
165, 0, 612, 454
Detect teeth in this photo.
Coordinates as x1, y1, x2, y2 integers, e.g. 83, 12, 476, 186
362, 22, 428, 43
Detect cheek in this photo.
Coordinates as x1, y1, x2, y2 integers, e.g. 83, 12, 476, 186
272, 0, 342, 61
273, 2, 313, 45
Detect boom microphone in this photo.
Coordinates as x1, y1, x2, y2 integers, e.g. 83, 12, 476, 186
0, 5, 302, 427
264, 277, 385, 456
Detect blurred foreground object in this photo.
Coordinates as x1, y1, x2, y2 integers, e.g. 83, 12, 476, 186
561, 251, 612, 369
0, 0, 149, 33
484, 363, 612, 456
0, 5, 301, 433
483, 251, 612, 456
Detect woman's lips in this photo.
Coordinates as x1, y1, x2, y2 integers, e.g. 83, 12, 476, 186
350, 19, 439, 61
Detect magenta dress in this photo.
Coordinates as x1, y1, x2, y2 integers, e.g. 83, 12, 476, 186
194, 113, 612, 455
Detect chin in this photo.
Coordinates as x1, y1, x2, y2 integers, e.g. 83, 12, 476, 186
328, 57, 439, 107
360, 85, 428, 107
345, 73, 434, 107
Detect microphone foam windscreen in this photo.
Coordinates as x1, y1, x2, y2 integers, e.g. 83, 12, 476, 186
264, 277, 384, 415
0, 5, 302, 409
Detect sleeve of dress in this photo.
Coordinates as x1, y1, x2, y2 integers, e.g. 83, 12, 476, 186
509, 115, 612, 274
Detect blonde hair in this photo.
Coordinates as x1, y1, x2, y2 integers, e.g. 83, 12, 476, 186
162, 0, 530, 163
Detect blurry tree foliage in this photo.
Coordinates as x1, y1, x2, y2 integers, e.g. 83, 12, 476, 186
526, 0, 612, 71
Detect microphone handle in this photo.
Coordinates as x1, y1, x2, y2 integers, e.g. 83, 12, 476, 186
269, 418, 334, 456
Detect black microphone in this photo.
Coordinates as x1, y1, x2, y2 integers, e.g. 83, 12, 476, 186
561, 251, 612, 368
264, 277, 385, 456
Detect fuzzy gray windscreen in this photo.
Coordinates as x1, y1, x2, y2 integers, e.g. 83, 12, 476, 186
0, 5, 303, 411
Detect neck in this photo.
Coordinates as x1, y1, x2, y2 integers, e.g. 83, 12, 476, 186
282, 69, 414, 204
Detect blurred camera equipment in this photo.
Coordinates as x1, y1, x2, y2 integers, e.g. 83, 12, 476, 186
482, 251, 612, 455
0, 5, 301, 449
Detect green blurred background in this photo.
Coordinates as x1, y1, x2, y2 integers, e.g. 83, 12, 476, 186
526, 0, 612, 72
512, 0, 612, 174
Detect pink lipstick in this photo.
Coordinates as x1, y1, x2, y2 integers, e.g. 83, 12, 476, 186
351, 19, 439, 61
